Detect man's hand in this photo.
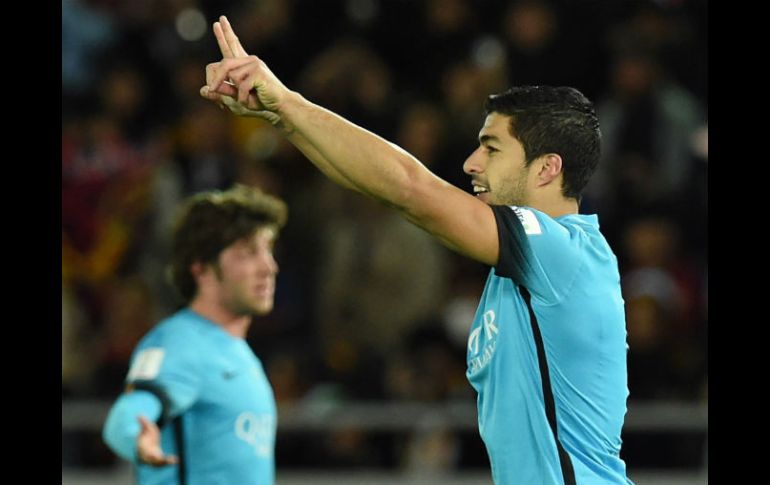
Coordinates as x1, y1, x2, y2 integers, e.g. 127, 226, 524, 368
199, 16, 291, 128
199, 16, 253, 106
200, 16, 364, 192
136, 415, 178, 466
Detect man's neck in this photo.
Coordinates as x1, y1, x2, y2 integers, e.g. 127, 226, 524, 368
528, 195, 579, 219
189, 300, 251, 339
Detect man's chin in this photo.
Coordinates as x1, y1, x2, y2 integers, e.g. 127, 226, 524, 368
251, 301, 274, 316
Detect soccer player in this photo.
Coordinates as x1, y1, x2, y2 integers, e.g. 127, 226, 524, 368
102, 184, 287, 485
202, 16, 633, 485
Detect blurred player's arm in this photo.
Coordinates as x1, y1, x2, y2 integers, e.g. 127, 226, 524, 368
102, 388, 177, 466
103, 344, 199, 466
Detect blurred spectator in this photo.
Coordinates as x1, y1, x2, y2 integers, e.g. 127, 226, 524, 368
586, 15, 704, 233
502, 0, 562, 85
173, 103, 238, 193
62, 284, 97, 396
91, 275, 156, 396
62, 0, 116, 108
621, 217, 704, 400
298, 39, 398, 135
313, 187, 451, 392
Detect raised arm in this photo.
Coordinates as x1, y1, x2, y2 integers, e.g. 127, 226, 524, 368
203, 17, 500, 266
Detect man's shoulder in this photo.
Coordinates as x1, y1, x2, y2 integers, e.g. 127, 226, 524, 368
139, 309, 204, 348
502, 206, 597, 237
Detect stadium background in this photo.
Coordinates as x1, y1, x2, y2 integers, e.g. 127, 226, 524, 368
62, 0, 708, 483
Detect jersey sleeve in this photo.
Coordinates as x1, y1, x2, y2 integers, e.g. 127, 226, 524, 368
491, 205, 584, 304
124, 328, 203, 422
102, 390, 163, 462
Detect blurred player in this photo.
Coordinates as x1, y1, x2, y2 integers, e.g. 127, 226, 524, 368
102, 184, 287, 485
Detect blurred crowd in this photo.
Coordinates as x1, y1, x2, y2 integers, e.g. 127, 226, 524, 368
62, 0, 707, 471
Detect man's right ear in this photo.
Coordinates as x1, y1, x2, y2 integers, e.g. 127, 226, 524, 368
190, 261, 206, 281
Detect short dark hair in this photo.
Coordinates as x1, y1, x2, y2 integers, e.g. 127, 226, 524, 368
168, 184, 288, 302
484, 86, 601, 200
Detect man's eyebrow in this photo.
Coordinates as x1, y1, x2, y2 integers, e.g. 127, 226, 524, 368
479, 134, 501, 144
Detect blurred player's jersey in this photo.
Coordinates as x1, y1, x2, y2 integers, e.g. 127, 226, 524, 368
127, 309, 276, 485
466, 206, 633, 485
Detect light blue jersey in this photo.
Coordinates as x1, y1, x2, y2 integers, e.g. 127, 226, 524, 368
103, 309, 276, 485
466, 205, 633, 485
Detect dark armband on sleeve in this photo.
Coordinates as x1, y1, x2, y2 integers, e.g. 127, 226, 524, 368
130, 381, 174, 428
491, 205, 534, 283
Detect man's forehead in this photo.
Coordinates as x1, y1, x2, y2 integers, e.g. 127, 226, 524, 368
235, 226, 277, 247
479, 113, 512, 140
254, 226, 277, 242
